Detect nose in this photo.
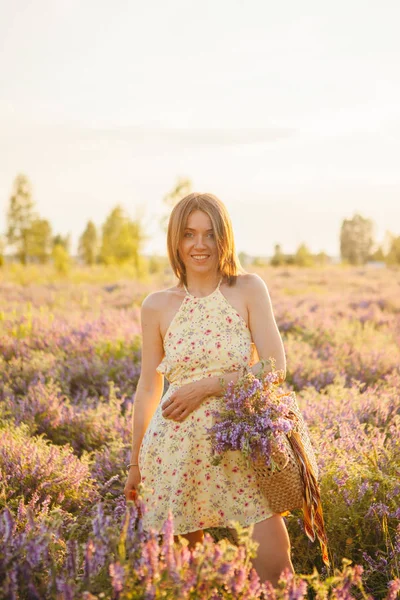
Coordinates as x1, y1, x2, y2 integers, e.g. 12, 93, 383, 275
193, 235, 208, 249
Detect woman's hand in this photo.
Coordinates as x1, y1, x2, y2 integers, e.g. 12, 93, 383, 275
124, 466, 141, 502
161, 380, 208, 422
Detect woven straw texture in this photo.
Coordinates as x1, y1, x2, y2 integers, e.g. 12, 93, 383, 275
252, 391, 319, 514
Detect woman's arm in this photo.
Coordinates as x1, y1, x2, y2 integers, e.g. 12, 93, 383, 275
162, 274, 286, 421
129, 292, 165, 464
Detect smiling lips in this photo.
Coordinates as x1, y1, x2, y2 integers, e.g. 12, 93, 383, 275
191, 255, 210, 261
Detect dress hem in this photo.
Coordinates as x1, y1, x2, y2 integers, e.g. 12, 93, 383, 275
145, 510, 281, 537
175, 511, 277, 536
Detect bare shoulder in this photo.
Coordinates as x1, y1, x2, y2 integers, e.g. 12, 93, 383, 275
234, 272, 269, 296
141, 290, 167, 311
141, 286, 185, 320
141, 286, 186, 340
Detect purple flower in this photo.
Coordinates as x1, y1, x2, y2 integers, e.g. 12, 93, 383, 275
207, 370, 297, 467
109, 561, 125, 594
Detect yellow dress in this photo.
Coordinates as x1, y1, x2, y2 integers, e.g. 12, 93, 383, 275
138, 279, 274, 535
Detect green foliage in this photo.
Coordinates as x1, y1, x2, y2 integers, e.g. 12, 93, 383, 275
53, 232, 71, 252
385, 235, 400, 265
94, 337, 141, 361
294, 243, 314, 267
340, 213, 375, 265
270, 244, 317, 267
270, 244, 286, 266
27, 217, 53, 264
52, 243, 71, 275
100, 205, 146, 271
6, 173, 37, 264
369, 245, 385, 262
78, 220, 98, 265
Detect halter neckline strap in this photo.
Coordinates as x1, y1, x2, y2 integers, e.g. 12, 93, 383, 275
183, 277, 222, 299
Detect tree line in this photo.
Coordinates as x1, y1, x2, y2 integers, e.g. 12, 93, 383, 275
267, 214, 399, 267
0, 174, 148, 273
262, 211, 399, 267
1, 173, 399, 270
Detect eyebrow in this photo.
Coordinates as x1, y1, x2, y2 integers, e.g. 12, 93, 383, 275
184, 227, 214, 232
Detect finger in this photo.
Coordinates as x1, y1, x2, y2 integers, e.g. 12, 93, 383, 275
162, 403, 175, 418
174, 408, 189, 422
161, 400, 173, 415
165, 406, 185, 420
162, 395, 175, 411
163, 401, 184, 418
166, 391, 177, 403
175, 412, 188, 422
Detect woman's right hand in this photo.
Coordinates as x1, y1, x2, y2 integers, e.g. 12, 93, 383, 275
124, 466, 141, 502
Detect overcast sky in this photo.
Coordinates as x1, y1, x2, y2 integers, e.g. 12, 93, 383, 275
1, 0, 399, 256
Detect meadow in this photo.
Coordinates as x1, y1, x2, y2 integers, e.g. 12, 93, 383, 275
0, 264, 399, 599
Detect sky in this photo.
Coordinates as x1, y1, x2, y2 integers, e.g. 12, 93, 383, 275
0, 0, 399, 257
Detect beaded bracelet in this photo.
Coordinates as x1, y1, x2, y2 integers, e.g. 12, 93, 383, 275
127, 463, 139, 469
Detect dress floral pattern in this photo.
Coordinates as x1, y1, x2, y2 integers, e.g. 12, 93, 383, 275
138, 279, 274, 535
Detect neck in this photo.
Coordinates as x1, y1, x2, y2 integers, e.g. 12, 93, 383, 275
184, 273, 221, 294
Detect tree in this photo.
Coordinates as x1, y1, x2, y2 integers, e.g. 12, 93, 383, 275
161, 177, 192, 232
27, 218, 53, 264
270, 244, 285, 267
6, 174, 37, 264
386, 236, 400, 265
368, 246, 385, 262
294, 243, 314, 267
78, 220, 98, 265
52, 233, 71, 252
100, 205, 146, 269
52, 243, 71, 275
340, 213, 375, 265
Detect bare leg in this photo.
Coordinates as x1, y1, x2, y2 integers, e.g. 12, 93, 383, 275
174, 529, 204, 550
250, 514, 294, 587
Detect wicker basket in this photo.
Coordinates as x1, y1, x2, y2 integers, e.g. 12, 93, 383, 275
252, 391, 319, 514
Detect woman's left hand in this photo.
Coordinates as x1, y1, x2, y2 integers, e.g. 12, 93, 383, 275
161, 380, 207, 422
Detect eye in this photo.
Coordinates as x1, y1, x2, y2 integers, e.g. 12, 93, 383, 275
207, 232, 215, 238
183, 232, 193, 238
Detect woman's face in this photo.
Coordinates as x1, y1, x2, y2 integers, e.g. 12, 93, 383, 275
178, 210, 219, 276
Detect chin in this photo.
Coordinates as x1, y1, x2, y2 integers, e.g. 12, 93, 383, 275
189, 260, 217, 270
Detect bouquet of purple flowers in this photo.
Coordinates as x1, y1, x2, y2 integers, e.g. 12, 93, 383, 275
206, 360, 296, 471
206, 359, 331, 568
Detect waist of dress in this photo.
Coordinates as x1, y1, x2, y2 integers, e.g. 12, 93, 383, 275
164, 370, 235, 389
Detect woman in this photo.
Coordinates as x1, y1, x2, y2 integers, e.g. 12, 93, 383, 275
124, 193, 294, 586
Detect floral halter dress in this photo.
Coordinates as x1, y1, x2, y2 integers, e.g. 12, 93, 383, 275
138, 278, 274, 534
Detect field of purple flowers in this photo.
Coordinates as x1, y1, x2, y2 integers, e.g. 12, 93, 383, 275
0, 265, 399, 599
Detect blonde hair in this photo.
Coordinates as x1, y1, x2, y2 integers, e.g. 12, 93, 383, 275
167, 192, 244, 286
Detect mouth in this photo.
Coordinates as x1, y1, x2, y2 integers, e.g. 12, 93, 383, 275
191, 255, 210, 262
